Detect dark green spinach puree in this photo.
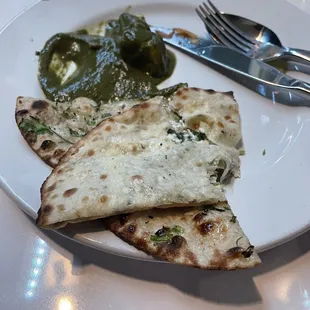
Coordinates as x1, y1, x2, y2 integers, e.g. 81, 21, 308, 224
38, 13, 181, 103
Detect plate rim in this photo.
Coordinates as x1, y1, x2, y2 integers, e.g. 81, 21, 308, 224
1, 0, 310, 259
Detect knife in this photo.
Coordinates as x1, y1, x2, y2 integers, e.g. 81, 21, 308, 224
150, 26, 310, 108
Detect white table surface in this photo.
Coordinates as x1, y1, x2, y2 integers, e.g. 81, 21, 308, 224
2, 0, 310, 309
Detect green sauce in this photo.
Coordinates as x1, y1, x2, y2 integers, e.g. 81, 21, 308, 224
38, 13, 180, 103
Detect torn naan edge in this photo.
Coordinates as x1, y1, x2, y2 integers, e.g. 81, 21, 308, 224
15, 96, 146, 167
38, 100, 240, 228
105, 201, 261, 269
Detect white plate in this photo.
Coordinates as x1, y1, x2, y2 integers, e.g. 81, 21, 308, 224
1, 0, 310, 259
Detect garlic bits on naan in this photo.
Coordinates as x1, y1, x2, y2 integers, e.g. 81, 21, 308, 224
38, 89, 241, 228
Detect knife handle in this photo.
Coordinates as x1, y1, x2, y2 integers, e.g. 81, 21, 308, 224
198, 51, 310, 107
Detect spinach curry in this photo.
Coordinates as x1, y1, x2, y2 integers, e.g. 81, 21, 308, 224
38, 13, 181, 103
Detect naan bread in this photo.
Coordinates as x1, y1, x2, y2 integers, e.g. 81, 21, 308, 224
105, 201, 261, 269
169, 88, 242, 149
101, 89, 258, 269
38, 99, 240, 228
15, 96, 143, 167
16, 88, 242, 167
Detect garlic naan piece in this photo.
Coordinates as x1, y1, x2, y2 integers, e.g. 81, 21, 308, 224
15, 96, 150, 167
105, 201, 261, 269
38, 101, 240, 228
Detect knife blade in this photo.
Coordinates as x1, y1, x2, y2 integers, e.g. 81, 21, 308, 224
150, 26, 310, 108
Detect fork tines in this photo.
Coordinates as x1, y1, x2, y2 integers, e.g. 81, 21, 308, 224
195, 0, 256, 53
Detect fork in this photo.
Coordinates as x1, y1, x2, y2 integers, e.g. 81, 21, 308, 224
196, 1, 257, 55
195, 0, 310, 70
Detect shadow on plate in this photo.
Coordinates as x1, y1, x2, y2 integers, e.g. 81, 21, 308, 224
26, 214, 310, 306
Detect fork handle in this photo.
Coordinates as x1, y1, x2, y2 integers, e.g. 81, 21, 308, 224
285, 48, 310, 68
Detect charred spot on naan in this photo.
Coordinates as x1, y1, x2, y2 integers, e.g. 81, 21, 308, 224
63, 188, 78, 198
100, 174, 108, 180
151, 235, 200, 266
155, 235, 186, 252
169, 235, 186, 249
24, 131, 37, 144
17, 96, 24, 105
217, 121, 225, 128
53, 149, 66, 159
197, 221, 215, 235
193, 212, 205, 223
127, 224, 136, 233
40, 140, 56, 151
119, 214, 129, 225
226, 246, 252, 258
99, 195, 108, 204
36, 204, 53, 226
209, 247, 259, 270
87, 149, 95, 157
186, 115, 215, 131
15, 109, 29, 118
42, 204, 53, 214
46, 182, 57, 192
31, 100, 49, 110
